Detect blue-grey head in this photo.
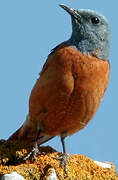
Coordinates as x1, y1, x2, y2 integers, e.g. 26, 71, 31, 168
60, 4, 111, 60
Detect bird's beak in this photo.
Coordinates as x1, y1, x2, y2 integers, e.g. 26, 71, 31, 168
59, 4, 81, 20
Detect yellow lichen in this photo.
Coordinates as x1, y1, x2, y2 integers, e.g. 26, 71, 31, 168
0, 140, 117, 180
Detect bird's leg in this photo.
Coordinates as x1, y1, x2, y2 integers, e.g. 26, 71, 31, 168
53, 134, 68, 173
23, 129, 41, 161
59, 135, 67, 166
61, 135, 66, 154
59, 135, 69, 173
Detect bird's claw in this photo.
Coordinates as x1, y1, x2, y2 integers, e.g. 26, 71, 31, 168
23, 142, 39, 161
53, 153, 70, 173
57, 153, 67, 166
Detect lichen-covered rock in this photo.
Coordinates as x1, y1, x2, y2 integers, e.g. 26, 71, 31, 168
0, 140, 117, 180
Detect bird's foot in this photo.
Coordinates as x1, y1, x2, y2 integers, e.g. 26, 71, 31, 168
53, 153, 71, 173
23, 142, 39, 161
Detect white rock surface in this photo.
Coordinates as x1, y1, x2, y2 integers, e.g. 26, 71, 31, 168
1, 171, 24, 180
47, 168, 58, 180
94, 161, 112, 169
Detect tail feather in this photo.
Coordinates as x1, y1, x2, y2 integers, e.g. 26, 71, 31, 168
8, 126, 22, 141
8, 115, 35, 141
8, 128, 55, 145
8, 128, 55, 147
8, 114, 55, 144
38, 135, 55, 145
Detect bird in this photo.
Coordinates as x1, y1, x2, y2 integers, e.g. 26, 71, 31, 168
8, 4, 111, 169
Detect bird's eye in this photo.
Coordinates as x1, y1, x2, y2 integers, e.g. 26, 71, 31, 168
91, 17, 100, 24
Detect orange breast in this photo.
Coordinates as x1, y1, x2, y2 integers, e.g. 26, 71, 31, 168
29, 43, 110, 136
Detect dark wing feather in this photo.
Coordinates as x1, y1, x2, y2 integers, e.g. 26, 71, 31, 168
40, 44, 61, 75
48, 44, 61, 58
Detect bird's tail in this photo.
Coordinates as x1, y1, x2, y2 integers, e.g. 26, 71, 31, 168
8, 114, 55, 145
37, 135, 55, 145
8, 126, 23, 141
8, 114, 32, 141
8, 128, 54, 145
8, 129, 54, 145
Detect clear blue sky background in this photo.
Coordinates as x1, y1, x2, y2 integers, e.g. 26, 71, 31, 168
0, 0, 117, 171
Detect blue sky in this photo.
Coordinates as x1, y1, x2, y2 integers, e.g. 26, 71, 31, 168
0, 0, 117, 170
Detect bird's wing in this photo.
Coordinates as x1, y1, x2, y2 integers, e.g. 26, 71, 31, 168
8, 42, 75, 141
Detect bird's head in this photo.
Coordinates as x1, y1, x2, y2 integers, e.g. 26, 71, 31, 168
60, 4, 111, 60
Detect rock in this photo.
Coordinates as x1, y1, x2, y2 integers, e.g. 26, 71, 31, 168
94, 160, 112, 168
0, 140, 117, 180
47, 168, 57, 180
1, 171, 24, 180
